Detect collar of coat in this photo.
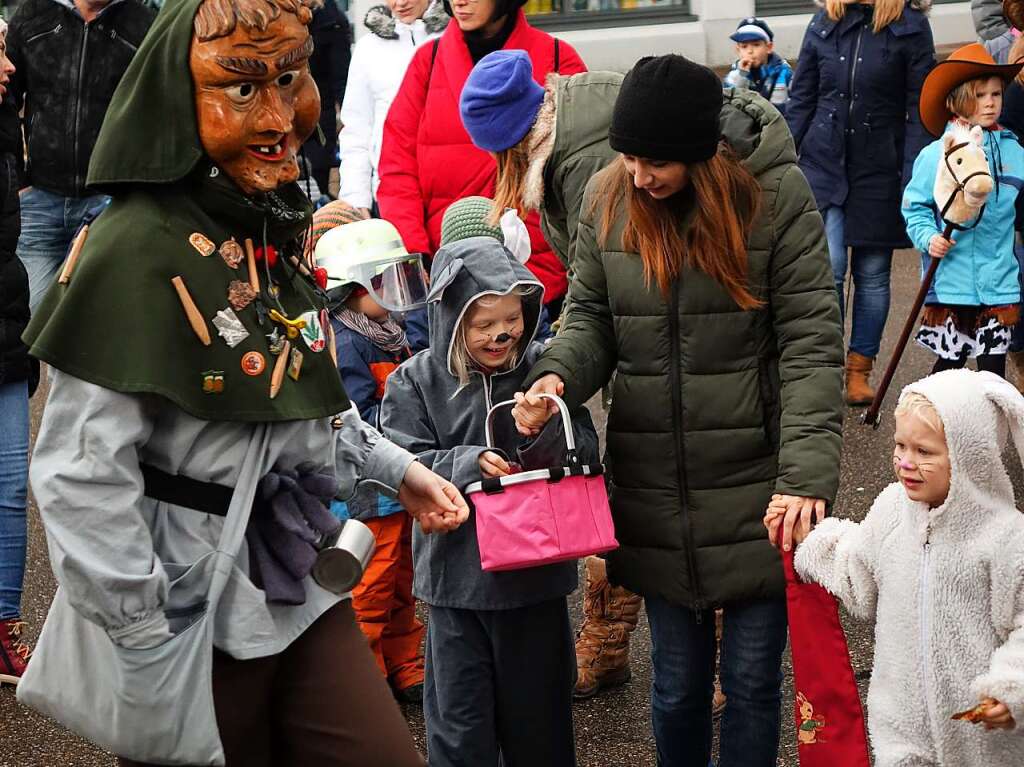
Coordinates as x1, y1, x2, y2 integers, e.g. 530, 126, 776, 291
521, 76, 558, 213
813, 0, 931, 38
364, 1, 450, 40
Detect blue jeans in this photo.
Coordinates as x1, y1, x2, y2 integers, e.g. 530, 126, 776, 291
824, 206, 893, 358
17, 186, 110, 312
645, 596, 788, 767
0, 381, 29, 621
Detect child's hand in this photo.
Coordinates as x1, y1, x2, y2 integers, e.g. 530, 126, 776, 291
765, 494, 826, 551
928, 234, 955, 259
479, 451, 511, 478
399, 461, 470, 534
512, 374, 565, 436
980, 698, 1016, 731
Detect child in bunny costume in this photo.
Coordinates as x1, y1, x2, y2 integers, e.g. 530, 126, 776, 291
769, 369, 1024, 765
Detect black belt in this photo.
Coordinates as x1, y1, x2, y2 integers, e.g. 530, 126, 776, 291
140, 464, 233, 517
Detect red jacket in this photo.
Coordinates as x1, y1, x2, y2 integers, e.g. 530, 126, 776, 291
376, 12, 585, 303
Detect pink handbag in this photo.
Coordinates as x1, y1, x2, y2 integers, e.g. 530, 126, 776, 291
466, 394, 618, 572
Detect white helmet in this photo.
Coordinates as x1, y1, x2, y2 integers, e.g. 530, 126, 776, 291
313, 218, 429, 313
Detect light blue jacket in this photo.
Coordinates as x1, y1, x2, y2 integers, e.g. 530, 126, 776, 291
902, 125, 1023, 306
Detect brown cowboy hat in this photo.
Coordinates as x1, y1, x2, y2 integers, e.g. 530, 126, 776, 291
1005, 0, 1024, 32
919, 43, 1024, 137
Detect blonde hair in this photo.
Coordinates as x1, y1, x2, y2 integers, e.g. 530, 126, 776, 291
450, 285, 540, 391
946, 75, 1004, 121
894, 391, 944, 434
825, 0, 906, 33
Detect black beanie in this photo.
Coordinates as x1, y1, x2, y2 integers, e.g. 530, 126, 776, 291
609, 55, 723, 164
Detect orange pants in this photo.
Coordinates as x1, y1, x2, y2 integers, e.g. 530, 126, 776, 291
352, 513, 424, 691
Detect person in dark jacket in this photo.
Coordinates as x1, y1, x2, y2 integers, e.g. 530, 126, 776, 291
6, 0, 155, 311
786, 0, 934, 406
0, 17, 33, 688
515, 56, 844, 767
301, 0, 351, 198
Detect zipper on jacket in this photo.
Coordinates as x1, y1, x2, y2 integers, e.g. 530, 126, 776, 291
918, 537, 939, 747
847, 23, 865, 127
108, 28, 139, 53
25, 24, 62, 45
73, 22, 90, 193
667, 282, 705, 619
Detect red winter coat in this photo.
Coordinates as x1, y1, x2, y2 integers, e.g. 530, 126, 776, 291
376, 11, 585, 304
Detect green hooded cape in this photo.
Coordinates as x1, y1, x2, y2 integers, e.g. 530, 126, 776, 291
24, 0, 351, 422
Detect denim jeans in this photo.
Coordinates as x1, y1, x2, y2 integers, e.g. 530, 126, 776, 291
824, 206, 893, 358
0, 380, 29, 621
645, 596, 788, 767
17, 186, 110, 312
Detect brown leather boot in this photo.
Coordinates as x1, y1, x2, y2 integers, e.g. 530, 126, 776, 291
844, 351, 875, 407
574, 557, 642, 699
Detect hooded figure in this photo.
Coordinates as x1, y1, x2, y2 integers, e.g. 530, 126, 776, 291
796, 369, 1024, 767
380, 236, 598, 766
16, 1, 465, 764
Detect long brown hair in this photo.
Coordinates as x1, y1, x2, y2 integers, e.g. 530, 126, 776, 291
824, 0, 905, 33
490, 142, 531, 226
594, 144, 763, 310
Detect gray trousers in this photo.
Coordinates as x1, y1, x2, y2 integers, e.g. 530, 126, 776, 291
424, 598, 576, 767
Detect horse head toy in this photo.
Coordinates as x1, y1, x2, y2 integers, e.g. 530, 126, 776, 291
862, 123, 994, 428
935, 123, 993, 230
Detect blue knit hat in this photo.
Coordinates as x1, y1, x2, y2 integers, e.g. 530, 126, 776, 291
460, 50, 545, 153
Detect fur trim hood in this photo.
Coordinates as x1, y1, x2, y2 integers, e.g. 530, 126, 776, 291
813, 0, 931, 11
364, 0, 449, 39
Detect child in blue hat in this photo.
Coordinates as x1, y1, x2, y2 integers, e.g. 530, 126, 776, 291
723, 16, 794, 114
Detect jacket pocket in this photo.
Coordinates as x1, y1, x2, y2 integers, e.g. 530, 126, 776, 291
106, 28, 140, 53
24, 24, 62, 46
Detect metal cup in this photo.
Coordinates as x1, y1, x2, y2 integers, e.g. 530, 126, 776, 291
311, 518, 376, 595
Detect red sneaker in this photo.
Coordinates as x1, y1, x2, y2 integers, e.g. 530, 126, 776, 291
0, 619, 32, 686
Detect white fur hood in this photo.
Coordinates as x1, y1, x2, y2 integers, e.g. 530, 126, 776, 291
795, 370, 1024, 766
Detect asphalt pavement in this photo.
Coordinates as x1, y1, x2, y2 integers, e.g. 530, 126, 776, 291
3, 250, 1021, 766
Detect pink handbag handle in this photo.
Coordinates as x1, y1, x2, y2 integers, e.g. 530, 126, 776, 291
484, 393, 575, 452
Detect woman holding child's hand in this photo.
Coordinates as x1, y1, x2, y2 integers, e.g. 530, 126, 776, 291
514, 55, 844, 767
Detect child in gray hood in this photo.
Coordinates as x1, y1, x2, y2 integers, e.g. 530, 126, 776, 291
381, 236, 598, 766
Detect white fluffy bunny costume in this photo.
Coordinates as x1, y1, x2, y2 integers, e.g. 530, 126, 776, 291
795, 369, 1024, 766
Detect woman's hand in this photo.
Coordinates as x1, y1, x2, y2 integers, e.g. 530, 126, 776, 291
479, 451, 511, 478
980, 699, 1016, 731
512, 374, 565, 437
928, 234, 955, 259
398, 461, 470, 534
764, 494, 826, 551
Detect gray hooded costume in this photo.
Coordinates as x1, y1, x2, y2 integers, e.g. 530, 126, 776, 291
381, 237, 598, 610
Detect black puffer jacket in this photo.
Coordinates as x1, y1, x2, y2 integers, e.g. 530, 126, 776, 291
0, 99, 30, 387
7, 0, 155, 197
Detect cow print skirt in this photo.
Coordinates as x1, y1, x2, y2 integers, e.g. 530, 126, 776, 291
915, 304, 1021, 360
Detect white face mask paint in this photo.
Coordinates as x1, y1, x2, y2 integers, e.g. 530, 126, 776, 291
500, 208, 532, 265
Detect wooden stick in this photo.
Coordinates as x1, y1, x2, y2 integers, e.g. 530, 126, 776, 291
270, 340, 291, 399
171, 275, 211, 346
327, 320, 337, 366
862, 232, 949, 427
288, 254, 313, 278
244, 238, 260, 294
58, 225, 90, 284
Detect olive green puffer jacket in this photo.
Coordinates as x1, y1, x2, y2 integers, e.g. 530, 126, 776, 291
528, 89, 844, 609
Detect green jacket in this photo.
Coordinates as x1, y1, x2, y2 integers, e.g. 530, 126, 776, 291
529, 90, 844, 608
539, 71, 622, 272
24, 0, 351, 422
